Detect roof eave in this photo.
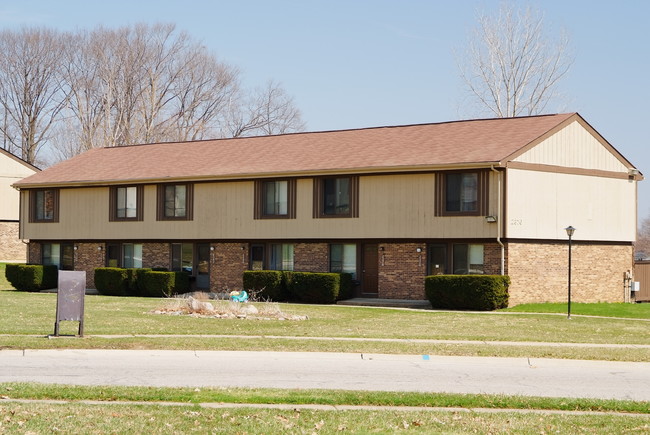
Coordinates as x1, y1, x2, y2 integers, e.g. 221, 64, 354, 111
12, 161, 505, 188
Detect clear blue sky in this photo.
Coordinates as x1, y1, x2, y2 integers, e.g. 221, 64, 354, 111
2, 0, 649, 219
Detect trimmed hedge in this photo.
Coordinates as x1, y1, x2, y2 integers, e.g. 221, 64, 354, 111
338, 273, 353, 301
425, 275, 510, 311
94, 267, 129, 296
173, 272, 191, 294
288, 272, 340, 304
139, 271, 176, 297
4, 264, 58, 292
242, 270, 287, 301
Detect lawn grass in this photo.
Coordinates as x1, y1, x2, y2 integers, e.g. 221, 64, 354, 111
2, 290, 650, 361
2, 401, 648, 434
502, 302, 650, 319
2, 383, 649, 414
0, 263, 14, 291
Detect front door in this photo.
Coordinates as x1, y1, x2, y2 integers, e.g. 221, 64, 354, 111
362, 244, 379, 296
196, 243, 210, 290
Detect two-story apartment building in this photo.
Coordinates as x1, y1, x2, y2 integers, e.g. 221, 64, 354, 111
0, 148, 38, 262
13, 113, 640, 305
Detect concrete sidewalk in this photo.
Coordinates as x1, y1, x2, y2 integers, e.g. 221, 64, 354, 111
2, 398, 649, 418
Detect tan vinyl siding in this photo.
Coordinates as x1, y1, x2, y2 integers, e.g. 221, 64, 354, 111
513, 120, 629, 172
21, 173, 500, 241
1, 153, 38, 221
506, 168, 636, 241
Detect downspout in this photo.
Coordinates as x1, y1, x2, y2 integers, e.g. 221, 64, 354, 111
491, 165, 505, 275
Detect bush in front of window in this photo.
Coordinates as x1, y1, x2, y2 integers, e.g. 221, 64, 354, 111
173, 272, 190, 294
242, 270, 287, 301
425, 275, 510, 311
139, 271, 176, 297
288, 272, 340, 304
94, 267, 130, 296
5, 264, 58, 292
338, 273, 353, 300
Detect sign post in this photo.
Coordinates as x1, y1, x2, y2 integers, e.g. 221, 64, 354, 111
53, 270, 86, 337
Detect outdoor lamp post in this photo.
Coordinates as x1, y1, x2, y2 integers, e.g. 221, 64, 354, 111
565, 226, 576, 319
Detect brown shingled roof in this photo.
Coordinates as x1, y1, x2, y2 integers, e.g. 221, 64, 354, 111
15, 113, 580, 187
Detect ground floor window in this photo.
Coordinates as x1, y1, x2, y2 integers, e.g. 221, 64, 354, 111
42, 242, 74, 270
330, 244, 357, 278
171, 243, 193, 273
107, 243, 142, 268
269, 244, 294, 271
452, 244, 484, 275
427, 243, 484, 275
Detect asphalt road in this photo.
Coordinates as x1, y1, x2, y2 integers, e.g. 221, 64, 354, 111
2, 349, 649, 401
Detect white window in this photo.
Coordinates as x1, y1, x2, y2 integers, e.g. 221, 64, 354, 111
330, 244, 357, 278
270, 244, 294, 271
452, 244, 484, 274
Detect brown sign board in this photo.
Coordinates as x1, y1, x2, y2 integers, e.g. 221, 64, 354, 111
54, 270, 86, 336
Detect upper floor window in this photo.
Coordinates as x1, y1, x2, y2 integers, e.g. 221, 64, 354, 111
446, 173, 478, 212
30, 189, 59, 223
110, 185, 143, 221
157, 183, 193, 221
254, 179, 296, 219
435, 171, 488, 216
313, 176, 359, 218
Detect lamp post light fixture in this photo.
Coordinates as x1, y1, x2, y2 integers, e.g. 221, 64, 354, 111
565, 226, 576, 319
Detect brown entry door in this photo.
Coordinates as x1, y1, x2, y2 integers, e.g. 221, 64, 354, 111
362, 244, 379, 296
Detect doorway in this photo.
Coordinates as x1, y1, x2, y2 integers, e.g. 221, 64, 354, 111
196, 243, 210, 290
362, 244, 379, 296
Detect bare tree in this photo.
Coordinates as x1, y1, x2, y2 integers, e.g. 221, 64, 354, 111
636, 216, 650, 259
225, 80, 306, 137
0, 28, 67, 164
0, 24, 305, 163
457, 2, 573, 118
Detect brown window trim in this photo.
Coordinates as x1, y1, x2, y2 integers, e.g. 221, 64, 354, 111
109, 185, 144, 222
254, 179, 297, 219
435, 170, 489, 217
156, 183, 194, 221
313, 175, 359, 218
29, 188, 59, 223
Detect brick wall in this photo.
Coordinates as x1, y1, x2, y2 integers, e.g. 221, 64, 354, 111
75, 243, 105, 289
143, 243, 170, 269
507, 242, 633, 306
212, 243, 248, 292
0, 222, 26, 262
294, 243, 329, 272
378, 243, 427, 299
28, 242, 41, 264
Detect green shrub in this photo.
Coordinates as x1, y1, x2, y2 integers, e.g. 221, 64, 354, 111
173, 272, 191, 294
425, 275, 510, 311
5, 264, 58, 292
242, 270, 287, 301
288, 272, 340, 304
94, 267, 129, 296
139, 271, 176, 297
338, 273, 353, 300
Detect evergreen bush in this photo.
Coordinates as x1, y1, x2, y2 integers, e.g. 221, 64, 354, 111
424, 275, 510, 311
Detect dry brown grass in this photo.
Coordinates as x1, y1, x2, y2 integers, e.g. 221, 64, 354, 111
153, 292, 308, 321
